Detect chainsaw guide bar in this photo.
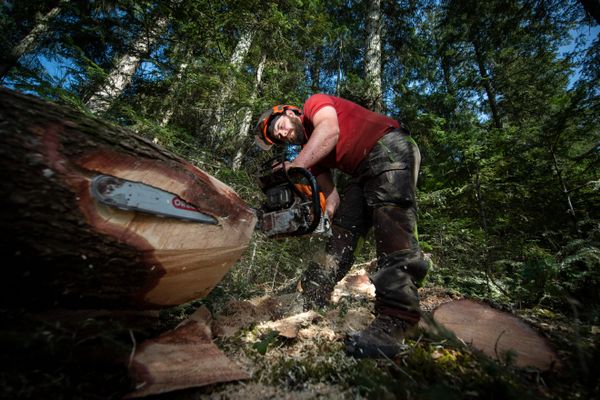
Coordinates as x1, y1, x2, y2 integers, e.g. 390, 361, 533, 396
90, 174, 218, 224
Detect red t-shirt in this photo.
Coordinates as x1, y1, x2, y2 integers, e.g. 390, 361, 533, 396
301, 94, 399, 176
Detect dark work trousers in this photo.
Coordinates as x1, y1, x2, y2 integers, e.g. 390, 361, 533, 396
327, 130, 427, 322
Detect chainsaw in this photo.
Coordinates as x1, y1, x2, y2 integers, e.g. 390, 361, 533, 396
90, 165, 330, 239
254, 161, 331, 238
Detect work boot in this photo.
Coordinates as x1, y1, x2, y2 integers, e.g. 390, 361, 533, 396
345, 314, 417, 358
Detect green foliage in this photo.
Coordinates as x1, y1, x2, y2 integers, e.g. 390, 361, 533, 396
498, 254, 561, 307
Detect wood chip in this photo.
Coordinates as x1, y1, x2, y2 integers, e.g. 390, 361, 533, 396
331, 269, 375, 303
259, 311, 322, 339
126, 307, 248, 397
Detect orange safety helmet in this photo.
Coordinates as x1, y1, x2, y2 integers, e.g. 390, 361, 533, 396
255, 104, 302, 150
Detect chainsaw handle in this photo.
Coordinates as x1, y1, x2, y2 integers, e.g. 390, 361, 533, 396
286, 167, 321, 235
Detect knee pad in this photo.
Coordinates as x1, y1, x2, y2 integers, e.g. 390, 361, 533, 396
377, 250, 429, 286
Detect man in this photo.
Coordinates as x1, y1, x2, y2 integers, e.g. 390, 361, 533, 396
255, 94, 429, 358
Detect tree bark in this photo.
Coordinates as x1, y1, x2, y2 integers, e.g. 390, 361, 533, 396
309, 47, 323, 93
472, 39, 503, 129
86, 18, 168, 114
160, 47, 192, 128
365, 0, 383, 112
232, 54, 267, 170
551, 148, 580, 232
0, 88, 256, 309
336, 36, 344, 96
208, 29, 255, 138
474, 168, 489, 234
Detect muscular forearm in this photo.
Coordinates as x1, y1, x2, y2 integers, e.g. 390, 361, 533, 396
289, 105, 339, 170
291, 129, 338, 169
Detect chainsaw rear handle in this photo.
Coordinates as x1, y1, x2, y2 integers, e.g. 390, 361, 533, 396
286, 167, 322, 235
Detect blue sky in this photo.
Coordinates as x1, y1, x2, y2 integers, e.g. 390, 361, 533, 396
560, 25, 599, 87
559, 24, 599, 55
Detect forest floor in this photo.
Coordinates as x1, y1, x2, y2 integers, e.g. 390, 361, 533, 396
1, 262, 598, 400
124, 261, 597, 400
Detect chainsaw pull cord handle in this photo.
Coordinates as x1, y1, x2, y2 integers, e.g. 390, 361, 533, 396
286, 167, 321, 235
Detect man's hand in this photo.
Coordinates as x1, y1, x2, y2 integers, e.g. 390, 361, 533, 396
325, 188, 340, 220
276, 161, 291, 171
316, 171, 339, 220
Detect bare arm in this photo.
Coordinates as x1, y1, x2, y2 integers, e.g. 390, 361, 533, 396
316, 170, 339, 219
289, 106, 339, 170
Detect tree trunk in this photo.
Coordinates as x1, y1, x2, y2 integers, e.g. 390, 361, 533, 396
336, 36, 344, 96
86, 18, 168, 114
550, 148, 580, 232
208, 29, 255, 138
0, 88, 256, 309
474, 168, 489, 234
365, 0, 383, 112
441, 55, 455, 98
0, 0, 66, 79
232, 54, 267, 170
472, 39, 502, 129
160, 47, 192, 128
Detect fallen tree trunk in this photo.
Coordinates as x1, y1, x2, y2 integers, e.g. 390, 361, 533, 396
0, 88, 256, 309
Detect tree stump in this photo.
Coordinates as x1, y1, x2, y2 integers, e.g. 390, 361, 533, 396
432, 299, 560, 370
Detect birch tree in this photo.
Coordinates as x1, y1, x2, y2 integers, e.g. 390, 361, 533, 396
364, 0, 383, 112
0, 0, 68, 79
86, 17, 168, 114
159, 47, 192, 127
232, 53, 267, 170
208, 29, 255, 137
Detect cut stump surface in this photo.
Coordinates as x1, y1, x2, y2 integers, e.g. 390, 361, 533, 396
432, 299, 560, 371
